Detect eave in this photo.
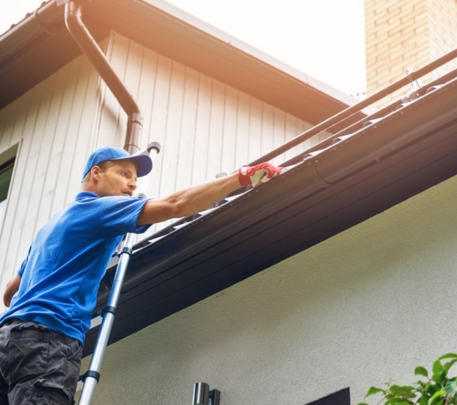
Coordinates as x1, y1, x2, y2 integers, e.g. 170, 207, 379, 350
84, 73, 457, 355
0, 0, 351, 123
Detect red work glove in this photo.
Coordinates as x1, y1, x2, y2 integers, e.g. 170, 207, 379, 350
238, 162, 282, 188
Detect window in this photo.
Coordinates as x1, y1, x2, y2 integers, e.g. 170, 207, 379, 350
0, 144, 18, 230
306, 388, 350, 405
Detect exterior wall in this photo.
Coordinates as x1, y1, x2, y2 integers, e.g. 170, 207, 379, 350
97, 32, 313, 236
427, 0, 457, 78
0, 53, 103, 300
365, 0, 457, 103
0, 31, 312, 309
88, 170, 457, 405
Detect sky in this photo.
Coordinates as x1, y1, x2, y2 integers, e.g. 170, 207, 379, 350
0, 0, 366, 97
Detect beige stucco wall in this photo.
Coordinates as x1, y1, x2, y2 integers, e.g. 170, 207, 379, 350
88, 170, 457, 404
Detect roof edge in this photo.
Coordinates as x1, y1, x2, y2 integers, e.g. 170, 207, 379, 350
0, 0, 352, 122
142, 0, 355, 106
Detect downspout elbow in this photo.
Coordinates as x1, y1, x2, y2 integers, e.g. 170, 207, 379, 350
64, 1, 143, 152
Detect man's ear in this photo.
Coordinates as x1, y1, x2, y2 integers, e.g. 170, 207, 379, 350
91, 165, 103, 181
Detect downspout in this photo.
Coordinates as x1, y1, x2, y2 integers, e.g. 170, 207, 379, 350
63, 0, 142, 153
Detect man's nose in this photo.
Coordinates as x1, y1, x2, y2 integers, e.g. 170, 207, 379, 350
128, 180, 137, 191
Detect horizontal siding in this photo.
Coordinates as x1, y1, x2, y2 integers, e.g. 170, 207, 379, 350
0, 31, 315, 305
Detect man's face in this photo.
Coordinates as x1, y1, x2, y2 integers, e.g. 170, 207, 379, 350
92, 160, 138, 197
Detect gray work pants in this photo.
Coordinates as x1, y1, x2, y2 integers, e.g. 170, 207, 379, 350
0, 319, 82, 404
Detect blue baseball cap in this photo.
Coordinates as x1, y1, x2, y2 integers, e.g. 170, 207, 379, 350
82, 146, 153, 180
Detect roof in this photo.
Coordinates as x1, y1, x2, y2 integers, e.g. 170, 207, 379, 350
0, 0, 352, 123
83, 65, 457, 355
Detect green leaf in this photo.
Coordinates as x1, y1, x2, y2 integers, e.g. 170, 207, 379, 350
366, 386, 384, 397
418, 396, 429, 405
356, 403, 369, 405
415, 367, 429, 378
444, 359, 457, 374
445, 379, 457, 396
439, 353, 457, 361
433, 360, 445, 383
429, 388, 446, 404
385, 399, 413, 405
389, 385, 416, 399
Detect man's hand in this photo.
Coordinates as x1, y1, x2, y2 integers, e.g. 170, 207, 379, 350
3, 275, 21, 307
238, 162, 282, 188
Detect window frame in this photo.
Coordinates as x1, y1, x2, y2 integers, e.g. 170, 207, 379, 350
0, 142, 20, 234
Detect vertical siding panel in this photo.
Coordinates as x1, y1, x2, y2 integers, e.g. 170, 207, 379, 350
137, 48, 157, 150
36, 61, 82, 230
300, 121, 314, 153
135, 47, 157, 201
138, 47, 158, 145
0, 79, 54, 280
248, 97, 262, 162
159, 62, 186, 200
133, 48, 160, 237
235, 92, 250, 168
284, 113, 301, 162
21, 70, 67, 254
0, 105, 14, 151
97, 33, 129, 148
0, 105, 16, 152
148, 55, 172, 202
106, 38, 145, 150
90, 37, 114, 152
221, 87, 238, 174
0, 118, 7, 148
122, 37, 144, 120
0, 92, 42, 289
154, 62, 186, 230
64, 65, 105, 205
191, 74, 211, 185
271, 110, 287, 167
206, 80, 225, 179
52, 59, 94, 213
8, 96, 32, 148
261, 103, 276, 159
175, 68, 199, 191
159, 66, 186, 225
0, 101, 21, 152
0, 114, 14, 154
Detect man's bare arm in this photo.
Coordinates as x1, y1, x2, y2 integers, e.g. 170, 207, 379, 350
3, 275, 21, 307
138, 173, 241, 225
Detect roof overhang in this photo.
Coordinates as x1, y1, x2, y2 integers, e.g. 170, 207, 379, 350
84, 74, 457, 355
0, 0, 351, 123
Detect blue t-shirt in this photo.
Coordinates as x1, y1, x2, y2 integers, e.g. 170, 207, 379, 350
0, 192, 150, 343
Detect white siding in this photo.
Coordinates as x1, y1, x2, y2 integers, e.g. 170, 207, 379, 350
0, 52, 104, 297
0, 31, 313, 306
95, 32, 312, 233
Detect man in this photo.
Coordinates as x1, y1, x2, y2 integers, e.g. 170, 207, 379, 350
0, 146, 281, 404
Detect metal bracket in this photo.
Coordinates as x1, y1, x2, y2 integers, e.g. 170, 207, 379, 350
192, 382, 221, 405
147, 141, 161, 154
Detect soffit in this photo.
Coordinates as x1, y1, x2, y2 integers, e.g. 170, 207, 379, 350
0, 0, 351, 123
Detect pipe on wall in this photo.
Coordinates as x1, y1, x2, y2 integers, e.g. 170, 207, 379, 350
63, 0, 143, 153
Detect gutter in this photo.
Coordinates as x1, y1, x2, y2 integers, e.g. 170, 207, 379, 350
83, 70, 457, 354
63, 0, 142, 151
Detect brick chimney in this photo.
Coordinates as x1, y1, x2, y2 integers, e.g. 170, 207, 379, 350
365, 0, 457, 100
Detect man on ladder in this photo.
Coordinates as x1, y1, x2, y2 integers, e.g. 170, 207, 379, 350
0, 145, 281, 404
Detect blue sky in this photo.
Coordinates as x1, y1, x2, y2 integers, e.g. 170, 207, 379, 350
1, 0, 366, 97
